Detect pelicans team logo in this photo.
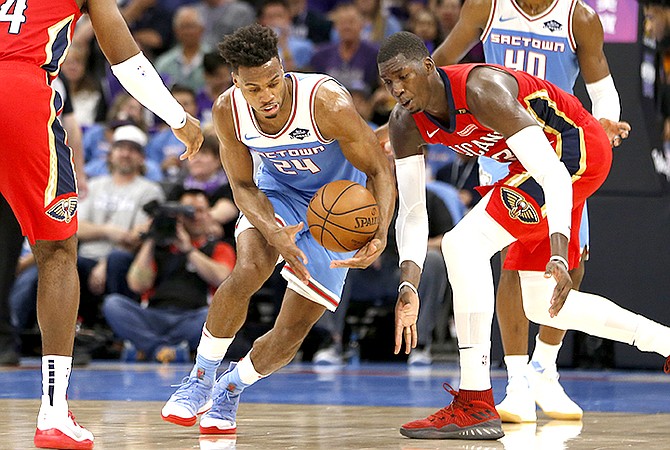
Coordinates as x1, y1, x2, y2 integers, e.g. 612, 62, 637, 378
500, 188, 539, 224
46, 197, 77, 223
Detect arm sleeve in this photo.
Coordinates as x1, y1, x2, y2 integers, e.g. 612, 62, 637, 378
395, 154, 429, 269
505, 126, 572, 239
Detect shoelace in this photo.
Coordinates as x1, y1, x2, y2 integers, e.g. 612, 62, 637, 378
171, 376, 210, 405
68, 411, 80, 427
427, 383, 474, 422
209, 386, 239, 419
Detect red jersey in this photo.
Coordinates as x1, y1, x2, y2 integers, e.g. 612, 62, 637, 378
412, 64, 601, 180
412, 64, 612, 271
0, 0, 82, 80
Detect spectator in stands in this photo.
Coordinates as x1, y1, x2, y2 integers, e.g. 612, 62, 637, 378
258, 0, 315, 71
102, 189, 235, 363
197, 52, 233, 126
310, 3, 380, 95
145, 85, 200, 187
155, 6, 209, 92
287, 0, 332, 44
77, 125, 166, 324
352, 0, 403, 44
181, 133, 238, 244
196, 0, 257, 50
406, 7, 442, 53
118, 0, 175, 59
59, 44, 107, 129
83, 94, 158, 179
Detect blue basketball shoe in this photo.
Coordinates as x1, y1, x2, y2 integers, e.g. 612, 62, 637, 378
162, 368, 214, 427
199, 362, 242, 434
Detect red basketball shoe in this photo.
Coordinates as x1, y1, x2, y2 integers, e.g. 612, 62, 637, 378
400, 383, 504, 440
34, 410, 94, 449
664, 355, 670, 374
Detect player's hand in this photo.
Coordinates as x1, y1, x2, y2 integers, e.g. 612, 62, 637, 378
599, 118, 631, 148
394, 287, 419, 355
269, 222, 310, 283
544, 259, 573, 317
174, 113, 204, 161
330, 238, 385, 269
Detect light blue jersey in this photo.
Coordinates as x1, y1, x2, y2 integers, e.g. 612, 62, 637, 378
232, 72, 365, 202
231, 72, 366, 310
478, 0, 589, 249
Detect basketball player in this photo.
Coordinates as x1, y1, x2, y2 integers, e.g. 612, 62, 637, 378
375, 32, 670, 441
429, 0, 623, 422
161, 24, 395, 434
0, 1, 203, 448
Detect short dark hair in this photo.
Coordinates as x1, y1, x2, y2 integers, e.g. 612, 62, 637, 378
203, 51, 228, 74
218, 24, 279, 71
170, 84, 196, 99
377, 31, 430, 65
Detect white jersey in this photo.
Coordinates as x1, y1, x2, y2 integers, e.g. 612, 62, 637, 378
481, 0, 580, 92
231, 72, 365, 200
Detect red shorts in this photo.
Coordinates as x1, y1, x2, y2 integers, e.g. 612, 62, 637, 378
480, 117, 612, 271
0, 63, 78, 244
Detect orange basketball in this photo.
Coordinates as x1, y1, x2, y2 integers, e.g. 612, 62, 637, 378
307, 180, 380, 252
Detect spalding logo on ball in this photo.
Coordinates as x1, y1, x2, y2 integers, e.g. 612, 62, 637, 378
307, 180, 379, 252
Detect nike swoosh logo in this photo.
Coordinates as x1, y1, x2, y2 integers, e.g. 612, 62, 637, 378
244, 133, 260, 140
499, 16, 516, 22
427, 128, 440, 138
66, 422, 83, 439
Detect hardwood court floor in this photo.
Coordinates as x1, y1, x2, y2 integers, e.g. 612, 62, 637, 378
2, 360, 670, 449
2, 399, 670, 449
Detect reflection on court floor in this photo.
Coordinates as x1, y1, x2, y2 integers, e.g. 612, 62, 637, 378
1, 360, 669, 449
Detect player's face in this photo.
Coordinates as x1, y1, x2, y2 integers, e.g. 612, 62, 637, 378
234, 57, 287, 119
379, 55, 432, 114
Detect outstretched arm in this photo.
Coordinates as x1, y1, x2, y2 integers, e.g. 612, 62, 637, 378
387, 105, 430, 354
87, 0, 203, 160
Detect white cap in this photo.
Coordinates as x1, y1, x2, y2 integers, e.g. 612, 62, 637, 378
112, 125, 148, 149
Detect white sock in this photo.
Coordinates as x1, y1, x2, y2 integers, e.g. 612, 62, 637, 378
530, 334, 561, 371
458, 344, 491, 391
237, 351, 267, 385
41, 355, 71, 414
504, 354, 529, 380
196, 325, 233, 361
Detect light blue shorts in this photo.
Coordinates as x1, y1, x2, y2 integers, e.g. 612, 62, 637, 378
235, 188, 354, 311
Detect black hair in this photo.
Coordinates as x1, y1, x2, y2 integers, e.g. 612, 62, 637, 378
203, 51, 228, 74
377, 31, 430, 65
170, 83, 196, 99
218, 24, 279, 71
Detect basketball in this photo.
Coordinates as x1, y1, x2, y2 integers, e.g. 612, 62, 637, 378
307, 180, 380, 252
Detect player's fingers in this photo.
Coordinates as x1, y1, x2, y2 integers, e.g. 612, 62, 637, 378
394, 324, 403, 354
405, 328, 412, 354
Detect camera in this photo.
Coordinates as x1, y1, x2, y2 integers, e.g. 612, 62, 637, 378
142, 200, 196, 247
